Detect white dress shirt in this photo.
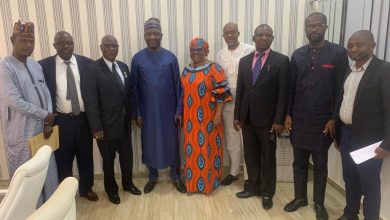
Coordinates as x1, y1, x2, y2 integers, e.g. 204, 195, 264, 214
55, 55, 85, 113
216, 42, 255, 111
339, 58, 372, 124
103, 57, 125, 84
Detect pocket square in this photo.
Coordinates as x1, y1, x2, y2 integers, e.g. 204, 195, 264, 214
322, 64, 335, 69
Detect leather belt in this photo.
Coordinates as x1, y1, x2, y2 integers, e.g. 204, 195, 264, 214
56, 112, 86, 117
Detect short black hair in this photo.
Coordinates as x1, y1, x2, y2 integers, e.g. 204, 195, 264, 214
254, 24, 273, 35
305, 12, 327, 26
350, 30, 375, 44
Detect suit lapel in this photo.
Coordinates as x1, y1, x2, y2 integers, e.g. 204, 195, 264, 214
254, 50, 273, 87
46, 56, 57, 112
48, 56, 57, 89
117, 62, 129, 89
245, 52, 255, 87
99, 58, 124, 92
353, 56, 378, 110
75, 55, 83, 73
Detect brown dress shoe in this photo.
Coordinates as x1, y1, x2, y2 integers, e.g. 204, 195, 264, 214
80, 191, 99, 201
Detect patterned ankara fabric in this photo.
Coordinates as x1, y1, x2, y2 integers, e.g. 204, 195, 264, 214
190, 37, 209, 54
181, 62, 232, 194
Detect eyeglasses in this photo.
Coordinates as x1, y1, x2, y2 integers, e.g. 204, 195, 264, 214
190, 48, 204, 54
306, 23, 326, 29
102, 44, 119, 49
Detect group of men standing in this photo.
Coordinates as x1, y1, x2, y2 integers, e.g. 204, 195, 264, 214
216, 12, 389, 220
0, 11, 389, 220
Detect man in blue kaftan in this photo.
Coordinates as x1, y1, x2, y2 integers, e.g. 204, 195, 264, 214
131, 18, 185, 193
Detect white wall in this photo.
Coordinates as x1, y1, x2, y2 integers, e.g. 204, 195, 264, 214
1, 0, 327, 178
327, 0, 390, 219
5, 2, 384, 218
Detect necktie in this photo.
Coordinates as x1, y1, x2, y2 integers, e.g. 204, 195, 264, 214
112, 63, 124, 89
252, 52, 263, 85
64, 61, 80, 115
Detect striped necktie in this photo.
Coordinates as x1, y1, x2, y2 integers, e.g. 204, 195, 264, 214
252, 52, 263, 85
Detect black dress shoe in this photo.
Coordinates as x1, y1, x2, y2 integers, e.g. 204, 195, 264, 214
262, 197, 273, 210
80, 191, 99, 201
124, 184, 142, 195
221, 175, 238, 186
337, 214, 359, 220
144, 181, 157, 194
173, 180, 186, 193
108, 194, 120, 204
236, 190, 257, 198
284, 198, 308, 212
314, 204, 329, 220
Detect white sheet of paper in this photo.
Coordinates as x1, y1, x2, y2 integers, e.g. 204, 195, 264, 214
350, 140, 383, 164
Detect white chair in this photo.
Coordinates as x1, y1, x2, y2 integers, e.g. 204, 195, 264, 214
0, 145, 52, 220
27, 177, 78, 220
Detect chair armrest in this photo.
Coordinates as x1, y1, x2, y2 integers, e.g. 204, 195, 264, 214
0, 188, 8, 195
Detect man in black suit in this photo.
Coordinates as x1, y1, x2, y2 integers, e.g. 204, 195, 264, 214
39, 31, 98, 201
81, 35, 141, 204
335, 30, 390, 220
234, 24, 290, 210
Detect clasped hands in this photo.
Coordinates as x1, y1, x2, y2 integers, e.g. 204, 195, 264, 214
43, 112, 55, 139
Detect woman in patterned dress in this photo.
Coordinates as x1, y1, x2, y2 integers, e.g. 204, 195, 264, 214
181, 37, 232, 194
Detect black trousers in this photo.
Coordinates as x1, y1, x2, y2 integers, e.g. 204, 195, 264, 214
340, 125, 382, 220
54, 112, 94, 195
242, 122, 276, 198
292, 143, 330, 205
96, 130, 133, 197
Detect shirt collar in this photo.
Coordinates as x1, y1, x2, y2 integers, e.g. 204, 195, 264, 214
56, 54, 76, 65
103, 57, 118, 70
307, 40, 328, 54
351, 57, 372, 71
255, 48, 271, 57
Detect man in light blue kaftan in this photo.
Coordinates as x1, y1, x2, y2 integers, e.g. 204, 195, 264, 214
131, 18, 186, 193
0, 21, 58, 206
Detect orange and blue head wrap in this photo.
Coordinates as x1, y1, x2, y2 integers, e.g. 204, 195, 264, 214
190, 37, 209, 54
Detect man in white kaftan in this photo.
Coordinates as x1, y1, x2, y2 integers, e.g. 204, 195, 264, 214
216, 22, 254, 186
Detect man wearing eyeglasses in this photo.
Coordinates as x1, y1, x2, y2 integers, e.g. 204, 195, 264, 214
81, 35, 141, 204
283, 12, 349, 220
39, 31, 98, 202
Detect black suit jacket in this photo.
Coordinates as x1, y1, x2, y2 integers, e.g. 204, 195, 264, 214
81, 58, 136, 140
335, 56, 390, 151
234, 50, 291, 127
38, 54, 92, 113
